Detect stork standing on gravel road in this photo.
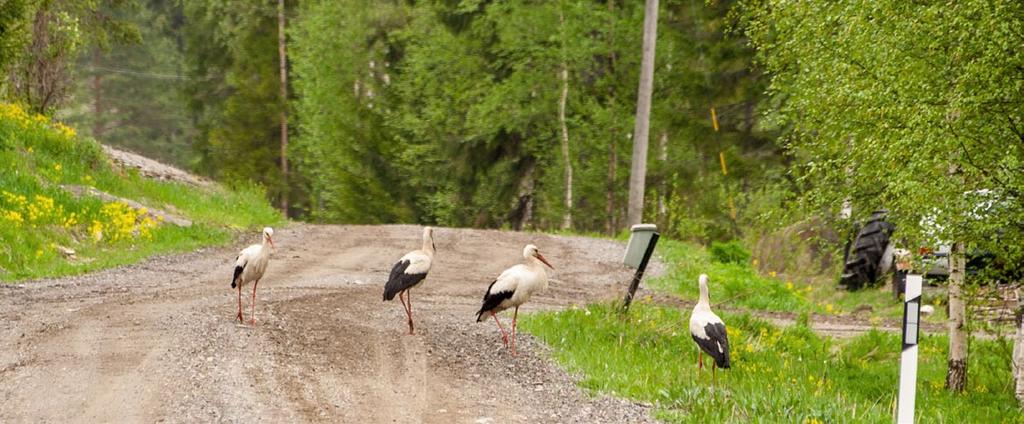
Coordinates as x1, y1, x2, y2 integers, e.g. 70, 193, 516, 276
475, 244, 554, 356
383, 227, 436, 335
689, 274, 731, 382
231, 227, 275, 326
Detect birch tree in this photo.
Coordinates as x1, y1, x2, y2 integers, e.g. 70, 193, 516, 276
557, 6, 572, 231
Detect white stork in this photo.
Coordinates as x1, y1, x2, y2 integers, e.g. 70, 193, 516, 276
475, 244, 554, 356
689, 273, 731, 381
383, 226, 435, 335
231, 227, 275, 326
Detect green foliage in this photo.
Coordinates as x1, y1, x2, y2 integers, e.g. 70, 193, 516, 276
708, 239, 751, 264
289, 0, 780, 236
0, 0, 31, 78
180, 0, 292, 210
521, 303, 1018, 422
0, 103, 282, 281
3, 0, 139, 112
739, 0, 1024, 267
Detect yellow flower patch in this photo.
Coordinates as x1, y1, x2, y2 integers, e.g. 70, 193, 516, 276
1, 209, 24, 226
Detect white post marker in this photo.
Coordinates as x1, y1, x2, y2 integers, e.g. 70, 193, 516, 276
897, 274, 923, 424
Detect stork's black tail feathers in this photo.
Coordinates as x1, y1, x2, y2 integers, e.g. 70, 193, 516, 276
475, 280, 512, 322
231, 265, 243, 289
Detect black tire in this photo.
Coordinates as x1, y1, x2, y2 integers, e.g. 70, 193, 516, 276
840, 211, 895, 290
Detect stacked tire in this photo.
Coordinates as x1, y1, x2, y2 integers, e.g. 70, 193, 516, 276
840, 210, 895, 290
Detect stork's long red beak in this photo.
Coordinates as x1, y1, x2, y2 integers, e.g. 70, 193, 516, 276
535, 253, 554, 270
268, 236, 276, 252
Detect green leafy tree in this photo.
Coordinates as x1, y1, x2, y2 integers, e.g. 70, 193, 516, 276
5, 0, 138, 112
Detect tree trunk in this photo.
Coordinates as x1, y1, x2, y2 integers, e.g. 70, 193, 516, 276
558, 9, 573, 231
946, 241, 968, 392
605, 137, 617, 235
1013, 286, 1024, 405
604, 0, 617, 235
657, 131, 668, 228
625, 0, 659, 229
277, 0, 290, 217
511, 160, 536, 231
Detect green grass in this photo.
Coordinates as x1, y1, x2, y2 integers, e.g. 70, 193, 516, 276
650, 238, 814, 312
521, 303, 1020, 423
0, 103, 282, 280
649, 238, 953, 325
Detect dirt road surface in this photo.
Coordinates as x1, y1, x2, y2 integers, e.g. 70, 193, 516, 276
0, 225, 654, 423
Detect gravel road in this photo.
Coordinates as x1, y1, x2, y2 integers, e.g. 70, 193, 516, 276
0, 225, 654, 423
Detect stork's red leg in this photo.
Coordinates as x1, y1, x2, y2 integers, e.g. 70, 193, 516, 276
399, 291, 414, 335
407, 289, 415, 335
491, 311, 509, 347
510, 306, 519, 356
712, 362, 717, 385
698, 351, 703, 372
250, 279, 259, 326
236, 284, 243, 323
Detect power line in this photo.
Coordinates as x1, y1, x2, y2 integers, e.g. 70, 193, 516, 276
84, 64, 203, 81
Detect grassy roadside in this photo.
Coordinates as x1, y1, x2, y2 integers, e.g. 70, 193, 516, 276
650, 238, 949, 325
520, 303, 1016, 423
0, 103, 282, 281
520, 238, 1019, 422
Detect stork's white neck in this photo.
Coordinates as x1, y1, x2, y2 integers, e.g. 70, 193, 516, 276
422, 230, 435, 256
695, 279, 711, 311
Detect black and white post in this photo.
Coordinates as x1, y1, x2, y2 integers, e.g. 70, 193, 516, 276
897, 274, 923, 424
621, 224, 659, 312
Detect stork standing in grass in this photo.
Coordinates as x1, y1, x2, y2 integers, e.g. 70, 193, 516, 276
231, 227, 275, 326
383, 227, 435, 335
475, 244, 554, 356
689, 274, 730, 381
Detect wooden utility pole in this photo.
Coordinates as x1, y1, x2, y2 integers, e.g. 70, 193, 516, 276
626, 0, 659, 228
277, 0, 289, 217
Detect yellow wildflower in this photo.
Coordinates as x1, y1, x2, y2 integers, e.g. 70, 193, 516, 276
1, 209, 24, 226
54, 122, 76, 138
90, 220, 103, 241
62, 212, 78, 229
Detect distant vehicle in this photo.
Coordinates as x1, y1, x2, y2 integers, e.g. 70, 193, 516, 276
842, 192, 1021, 292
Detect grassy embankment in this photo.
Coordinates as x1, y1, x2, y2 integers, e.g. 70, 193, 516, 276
520, 238, 1018, 422
0, 103, 282, 281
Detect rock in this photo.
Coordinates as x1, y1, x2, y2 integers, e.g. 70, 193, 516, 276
56, 245, 76, 259
920, 305, 935, 315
